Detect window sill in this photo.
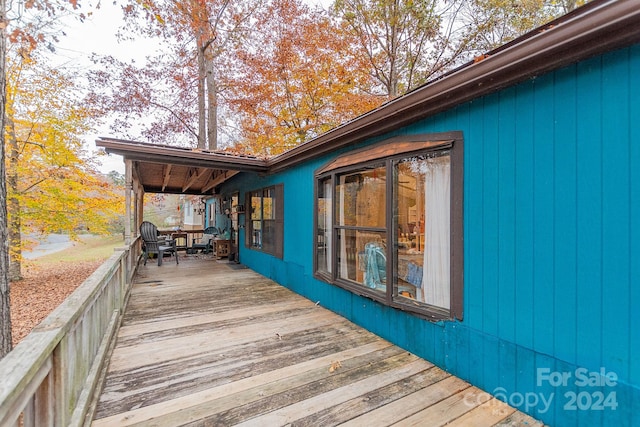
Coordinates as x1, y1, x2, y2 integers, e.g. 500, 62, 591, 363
314, 273, 454, 322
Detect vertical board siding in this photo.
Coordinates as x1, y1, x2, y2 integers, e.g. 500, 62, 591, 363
575, 56, 604, 374
629, 44, 640, 427
481, 93, 500, 338
513, 81, 535, 350
464, 98, 485, 330
497, 87, 517, 345
600, 49, 631, 382
531, 72, 556, 358
552, 65, 578, 367
630, 45, 640, 391
228, 44, 640, 427
282, 165, 314, 267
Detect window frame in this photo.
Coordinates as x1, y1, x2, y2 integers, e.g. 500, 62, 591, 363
313, 132, 464, 321
245, 184, 284, 259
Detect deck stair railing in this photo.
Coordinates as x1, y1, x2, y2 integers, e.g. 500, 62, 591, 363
0, 237, 142, 427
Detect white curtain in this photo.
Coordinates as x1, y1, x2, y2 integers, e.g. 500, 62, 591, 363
423, 156, 451, 309
339, 176, 349, 278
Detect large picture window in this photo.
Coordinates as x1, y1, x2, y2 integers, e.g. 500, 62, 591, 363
314, 133, 463, 320
245, 184, 284, 258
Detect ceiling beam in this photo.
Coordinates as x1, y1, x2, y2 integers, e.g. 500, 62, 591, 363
182, 167, 205, 192
202, 170, 239, 193
161, 164, 173, 192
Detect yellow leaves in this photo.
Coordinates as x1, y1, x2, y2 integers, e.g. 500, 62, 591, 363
5, 53, 123, 244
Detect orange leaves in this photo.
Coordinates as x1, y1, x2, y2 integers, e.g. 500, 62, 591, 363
229, 0, 384, 155
5, 0, 94, 57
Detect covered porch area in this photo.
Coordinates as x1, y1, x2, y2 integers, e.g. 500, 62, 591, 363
90, 255, 541, 426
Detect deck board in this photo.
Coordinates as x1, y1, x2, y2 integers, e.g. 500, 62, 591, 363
91, 255, 542, 426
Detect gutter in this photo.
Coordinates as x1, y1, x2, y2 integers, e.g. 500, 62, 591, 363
96, 137, 269, 173
267, 0, 640, 173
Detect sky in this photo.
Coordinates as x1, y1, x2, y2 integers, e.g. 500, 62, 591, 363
54, 2, 166, 175
53, 0, 333, 175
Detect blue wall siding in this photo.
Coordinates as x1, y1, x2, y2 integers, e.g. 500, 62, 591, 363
630, 44, 640, 427
222, 45, 640, 426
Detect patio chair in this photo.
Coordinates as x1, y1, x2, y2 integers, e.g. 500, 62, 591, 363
191, 226, 219, 253
140, 221, 179, 266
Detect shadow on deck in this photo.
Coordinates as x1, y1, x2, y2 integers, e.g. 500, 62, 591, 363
91, 254, 543, 426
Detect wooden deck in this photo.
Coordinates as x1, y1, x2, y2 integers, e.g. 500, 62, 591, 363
91, 255, 542, 426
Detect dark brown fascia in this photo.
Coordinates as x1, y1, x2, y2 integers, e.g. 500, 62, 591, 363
266, 0, 640, 174
96, 137, 269, 173
97, 1, 640, 179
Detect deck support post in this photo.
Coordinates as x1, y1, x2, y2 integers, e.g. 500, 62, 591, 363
124, 159, 132, 245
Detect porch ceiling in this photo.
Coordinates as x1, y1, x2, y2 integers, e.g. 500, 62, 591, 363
96, 137, 269, 195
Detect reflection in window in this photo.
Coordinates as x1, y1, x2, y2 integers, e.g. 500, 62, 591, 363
246, 185, 284, 258
250, 191, 262, 248
336, 167, 386, 228
317, 178, 332, 274
395, 153, 450, 309
336, 229, 386, 289
335, 166, 386, 294
313, 134, 462, 320
262, 188, 276, 254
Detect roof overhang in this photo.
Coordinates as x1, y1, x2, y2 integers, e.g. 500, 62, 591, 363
97, 0, 640, 194
96, 138, 268, 195
267, 0, 640, 172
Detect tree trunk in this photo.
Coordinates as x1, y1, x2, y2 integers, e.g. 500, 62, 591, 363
205, 55, 217, 151
6, 116, 22, 281
196, 45, 207, 150
0, 0, 14, 358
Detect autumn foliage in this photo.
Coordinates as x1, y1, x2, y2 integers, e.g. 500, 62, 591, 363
93, 0, 588, 157
5, 50, 123, 280
227, 0, 382, 156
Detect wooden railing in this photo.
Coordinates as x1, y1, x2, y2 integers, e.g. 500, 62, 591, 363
0, 237, 142, 427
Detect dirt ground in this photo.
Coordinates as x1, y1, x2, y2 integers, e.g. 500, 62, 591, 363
9, 260, 103, 347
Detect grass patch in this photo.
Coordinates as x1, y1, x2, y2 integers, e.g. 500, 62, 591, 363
35, 234, 125, 263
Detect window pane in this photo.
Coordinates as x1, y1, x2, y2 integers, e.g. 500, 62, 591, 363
336, 166, 386, 228
337, 229, 386, 293
317, 178, 332, 274
252, 220, 262, 247
259, 187, 275, 251
263, 188, 274, 220
250, 191, 262, 248
251, 192, 262, 220
394, 153, 450, 309
262, 219, 276, 253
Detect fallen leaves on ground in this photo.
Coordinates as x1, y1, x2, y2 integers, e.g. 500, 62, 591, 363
10, 260, 103, 347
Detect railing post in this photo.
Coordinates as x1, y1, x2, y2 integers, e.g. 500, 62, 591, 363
120, 249, 127, 308
52, 337, 70, 426
0, 239, 143, 427
33, 368, 54, 425
124, 159, 132, 245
